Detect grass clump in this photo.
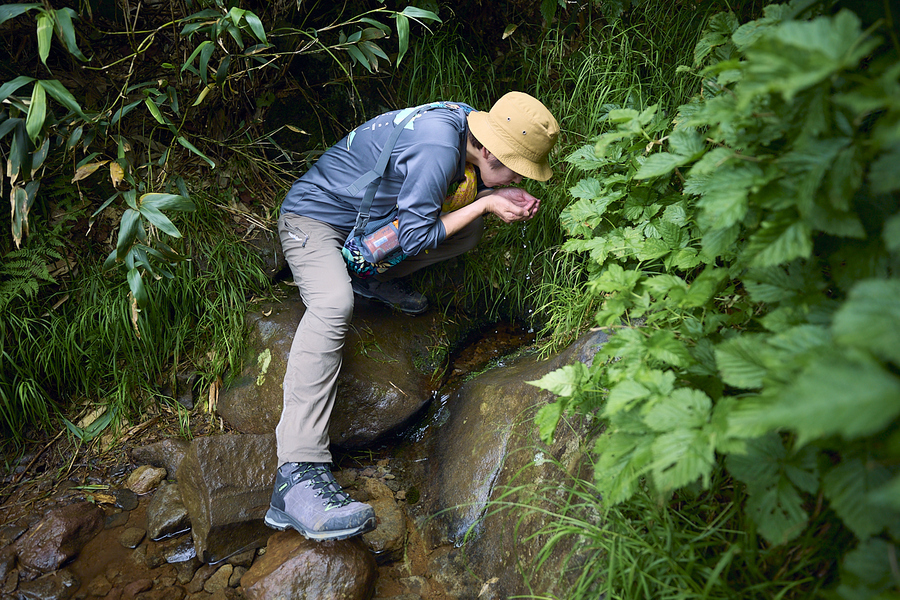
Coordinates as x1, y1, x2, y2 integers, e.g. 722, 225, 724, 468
0, 191, 274, 445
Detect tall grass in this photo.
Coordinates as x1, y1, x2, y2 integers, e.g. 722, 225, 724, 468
0, 192, 273, 445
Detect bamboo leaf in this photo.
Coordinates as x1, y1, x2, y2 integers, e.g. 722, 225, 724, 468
138, 203, 181, 237
40, 79, 87, 118
176, 136, 215, 168
0, 76, 35, 103
37, 12, 52, 64
243, 10, 267, 44
0, 3, 39, 26
127, 267, 149, 308
52, 8, 87, 61
144, 97, 165, 124
71, 160, 109, 183
25, 82, 46, 144
346, 44, 370, 72
394, 14, 409, 66
116, 209, 141, 258
140, 193, 195, 212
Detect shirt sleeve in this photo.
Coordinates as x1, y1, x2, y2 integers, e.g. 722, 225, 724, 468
392, 140, 460, 256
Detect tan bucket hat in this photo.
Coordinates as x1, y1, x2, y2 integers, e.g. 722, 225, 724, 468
467, 92, 560, 181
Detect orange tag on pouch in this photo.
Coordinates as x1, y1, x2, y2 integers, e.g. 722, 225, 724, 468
442, 163, 478, 212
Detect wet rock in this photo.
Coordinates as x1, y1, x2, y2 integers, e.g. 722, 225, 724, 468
174, 557, 201, 585
399, 575, 430, 597
0, 524, 27, 547
216, 299, 435, 448
131, 439, 191, 481
122, 578, 152, 598
359, 478, 406, 563
112, 489, 138, 511
134, 586, 185, 600
186, 564, 218, 594
105, 511, 130, 529
86, 573, 113, 597
16, 567, 78, 600
130, 545, 164, 570
119, 527, 146, 549
228, 566, 247, 588
0, 548, 15, 583
240, 531, 375, 600
177, 434, 277, 562
162, 536, 197, 564
125, 466, 167, 495
202, 565, 232, 594
146, 483, 190, 540
2, 567, 18, 595
425, 329, 608, 598
225, 549, 255, 569
16, 502, 104, 573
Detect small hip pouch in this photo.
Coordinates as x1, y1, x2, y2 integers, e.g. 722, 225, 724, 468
341, 210, 406, 278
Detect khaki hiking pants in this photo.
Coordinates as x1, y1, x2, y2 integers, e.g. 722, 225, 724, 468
276, 212, 482, 465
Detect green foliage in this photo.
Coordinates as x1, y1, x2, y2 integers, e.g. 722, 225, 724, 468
530, 2, 900, 597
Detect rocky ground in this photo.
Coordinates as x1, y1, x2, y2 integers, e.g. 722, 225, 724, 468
0, 322, 538, 600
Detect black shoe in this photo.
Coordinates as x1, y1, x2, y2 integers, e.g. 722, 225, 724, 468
351, 277, 428, 315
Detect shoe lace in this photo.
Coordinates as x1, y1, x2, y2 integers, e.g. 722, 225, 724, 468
297, 464, 354, 509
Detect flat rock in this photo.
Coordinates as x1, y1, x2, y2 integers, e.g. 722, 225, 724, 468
16, 502, 104, 573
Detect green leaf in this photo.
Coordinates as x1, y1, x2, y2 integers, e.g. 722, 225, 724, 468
527, 361, 590, 398
0, 3, 39, 26
176, 136, 215, 168
644, 388, 711, 432
884, 214, 900, 253
594, 430, 655, 504
650, 427, 715, 492
25, 81, 46, 144
138, 203, 181, 238
535, 402, 564, 445
746, 216, 812, 268
605, 380, 651, 415
869, 142, 900, 194
394, 14, 409, 66
52, 8, 87, 61
668, 129, 705, 160
243, 10, 267, 44
399, 6, 441, 22
140, 193, 194, 212
540, 0, 557, 24
754, 353, 900, 446
0, 75, 35, 103
833, 279, 900, 365
746, 474, 808, 546
716, 335, 768, 389
144, 97, 166, 124
822, 457, 894, 539
635, 152, 685, 180
127, 267, 149, 308
346, 44, 371, 72
40, 79, 87, 119
116, 209, 141, 258
37, 12, 52, 64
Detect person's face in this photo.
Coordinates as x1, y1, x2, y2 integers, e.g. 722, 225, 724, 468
481, 152, 523, 188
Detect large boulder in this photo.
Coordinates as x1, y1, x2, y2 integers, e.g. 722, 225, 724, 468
217, 298, 444, 449
240, 531, 375, 600
424, 329, 608, 598
177, 434, 278, 562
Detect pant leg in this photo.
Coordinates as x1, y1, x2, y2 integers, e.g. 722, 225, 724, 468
379, 216, 483, 280
276, 213, 352, 465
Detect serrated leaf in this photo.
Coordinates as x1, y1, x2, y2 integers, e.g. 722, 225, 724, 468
604, 380, 651, 415
746, 216, 812, 268
594, 431, 655, 504
644, 388, 711, 432
668, 129, 705, 160
746, 475, 808, 546
635, 152, 685, 180
753, 354, 900, 446
650, 427, 715, 492
869, 142, 900, 194
823, 458, 894, 539
715, 334, 772, 389
884, 214, 900, 253
833, 279, 900, 365
535, 401, 564, 445
527, 361, 589, 398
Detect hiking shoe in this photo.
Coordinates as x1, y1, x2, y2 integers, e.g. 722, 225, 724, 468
351, 277, 428, 315
265, 462, 376, 541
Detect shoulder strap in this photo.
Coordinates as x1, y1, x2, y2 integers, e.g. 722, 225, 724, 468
346, 106, 429, 237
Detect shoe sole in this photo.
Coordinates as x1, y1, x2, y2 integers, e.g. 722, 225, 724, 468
264, 506, 377, 541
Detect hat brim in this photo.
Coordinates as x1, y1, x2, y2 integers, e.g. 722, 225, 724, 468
468, 112, 554, 182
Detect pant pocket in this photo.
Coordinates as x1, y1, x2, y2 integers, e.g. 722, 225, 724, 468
281, 215, 309, 247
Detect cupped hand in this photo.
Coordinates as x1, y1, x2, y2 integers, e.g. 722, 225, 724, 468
487, 187, 541, 221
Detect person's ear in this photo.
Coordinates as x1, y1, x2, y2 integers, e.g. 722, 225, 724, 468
481, 146, 492, 161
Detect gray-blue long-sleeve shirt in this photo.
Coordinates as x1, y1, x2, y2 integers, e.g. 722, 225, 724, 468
280, 104, 471, 256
